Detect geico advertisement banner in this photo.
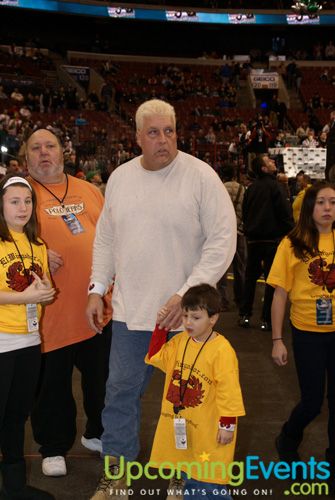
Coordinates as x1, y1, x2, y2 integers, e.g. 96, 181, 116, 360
250, 73, 279, 89
62, 65, 90, 89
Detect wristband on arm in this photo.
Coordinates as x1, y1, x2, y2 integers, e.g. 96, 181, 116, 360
148, 324, 169, 359
218, 416, 236, 431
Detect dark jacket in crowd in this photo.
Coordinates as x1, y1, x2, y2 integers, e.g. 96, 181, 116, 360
242, 173, 294, 241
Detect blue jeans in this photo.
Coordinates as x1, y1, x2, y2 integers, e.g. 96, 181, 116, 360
183, 475, 233, 500
101, 321, 154, 461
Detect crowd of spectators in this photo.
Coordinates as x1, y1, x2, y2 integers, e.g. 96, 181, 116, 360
1, 38, 335, 187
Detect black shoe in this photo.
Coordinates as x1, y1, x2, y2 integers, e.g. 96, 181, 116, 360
0, 485, 55, 499
275, 427, 302, 463
0, 462, 54, 500
238, 315, 250, 328
260, 321, 272, 331
326, 449, 335, 496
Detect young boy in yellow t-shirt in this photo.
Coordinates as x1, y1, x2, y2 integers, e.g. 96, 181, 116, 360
146, 284, 245, 499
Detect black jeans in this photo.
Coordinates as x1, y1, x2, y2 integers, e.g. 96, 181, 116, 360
0, 345, 41, 464
218, 233, 247, 309
239, 240, 278, 323
31, 321, 112, 458
285, 325, 335, 452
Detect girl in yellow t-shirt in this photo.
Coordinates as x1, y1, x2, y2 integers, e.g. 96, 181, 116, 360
267, 181, 335, 493
0, 174, 55, 500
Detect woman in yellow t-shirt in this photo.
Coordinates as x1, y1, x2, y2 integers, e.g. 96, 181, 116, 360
267, 181, 335, 492
0, 174, 55, 500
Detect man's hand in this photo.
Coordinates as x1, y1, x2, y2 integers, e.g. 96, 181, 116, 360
47, 249, 64, 275
157, 294, 182, 330
86, 293, 104, 332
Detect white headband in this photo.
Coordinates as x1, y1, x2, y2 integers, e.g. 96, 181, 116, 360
3, 177, 32, 191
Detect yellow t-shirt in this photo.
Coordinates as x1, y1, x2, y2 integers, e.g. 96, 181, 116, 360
0, 231, 49, 334
145, 331, 245, 484
292, 185, 312, 223
267, 232, 335, 331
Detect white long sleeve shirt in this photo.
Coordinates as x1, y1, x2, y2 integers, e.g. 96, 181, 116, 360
90, 151, 236, 331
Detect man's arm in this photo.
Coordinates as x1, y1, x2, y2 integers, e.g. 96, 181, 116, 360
89, 179, 115, 292
176, 169, 237, 298
87, 180, 115, 332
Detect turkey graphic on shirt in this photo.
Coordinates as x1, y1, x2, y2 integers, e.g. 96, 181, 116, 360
166, 369, 205, 409
6, 262, 43, 292
308, 257, 335, 293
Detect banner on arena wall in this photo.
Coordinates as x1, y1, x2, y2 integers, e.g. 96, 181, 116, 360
250, 72, 279, 89
62, 65, 90, 90
0, 0, 18, 5
269, 147, 326, 179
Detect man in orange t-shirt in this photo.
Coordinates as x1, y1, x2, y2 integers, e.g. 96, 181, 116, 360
26, 129, 112, 478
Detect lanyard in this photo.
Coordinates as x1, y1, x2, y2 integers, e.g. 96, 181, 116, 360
33, 173, 69, 208
318, 230, 335, 292
11, 237, 34, 286
173, 330, 213, 415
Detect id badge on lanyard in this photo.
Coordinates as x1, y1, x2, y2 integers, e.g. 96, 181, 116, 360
316, 297, 333, 325
62, 213, 84, 235
174, 417, 188, 450
26, 303, 39, 332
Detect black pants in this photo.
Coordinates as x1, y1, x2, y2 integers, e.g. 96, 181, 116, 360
285, 325, 335, 452
0, 345, 41, 464
218, 233, 247, 308
239, 240, 278, 323
31, 321, 112, 458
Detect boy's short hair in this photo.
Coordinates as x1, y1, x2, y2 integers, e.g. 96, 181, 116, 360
181, 284, 221, 317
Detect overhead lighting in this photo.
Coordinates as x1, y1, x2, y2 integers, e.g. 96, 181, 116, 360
291, 1, 322, 17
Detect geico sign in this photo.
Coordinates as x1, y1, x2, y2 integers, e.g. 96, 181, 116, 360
66, 68, 88, 74
252, 76, 276, 81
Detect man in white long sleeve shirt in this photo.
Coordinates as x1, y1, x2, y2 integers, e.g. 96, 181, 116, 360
87, 99, 236, 500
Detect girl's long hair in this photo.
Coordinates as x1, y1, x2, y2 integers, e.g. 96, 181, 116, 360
289, 181, 335, 260
0, 174, 42, 245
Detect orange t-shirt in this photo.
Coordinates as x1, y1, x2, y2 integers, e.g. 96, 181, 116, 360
28, 175, 112, 352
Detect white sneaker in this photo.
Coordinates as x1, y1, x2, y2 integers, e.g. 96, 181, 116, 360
81, 436, 103, 453
42, 456, 67, 477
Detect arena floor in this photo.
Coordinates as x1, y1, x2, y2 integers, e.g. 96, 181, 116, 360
17, 281, 331, 499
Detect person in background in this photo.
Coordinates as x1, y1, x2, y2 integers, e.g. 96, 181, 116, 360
86, 99, 236, 500
292, 172, 312, 223
218, 162, 246, 311
239, 154, 294, 331
325, 111, 335, 181
302, 128, 319, 148
0, 174, 55, 500
6, 158, 24, 175
268, 182, 335, 495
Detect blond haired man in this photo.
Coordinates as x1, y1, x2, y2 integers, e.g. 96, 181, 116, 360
87, 99, 237, 499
